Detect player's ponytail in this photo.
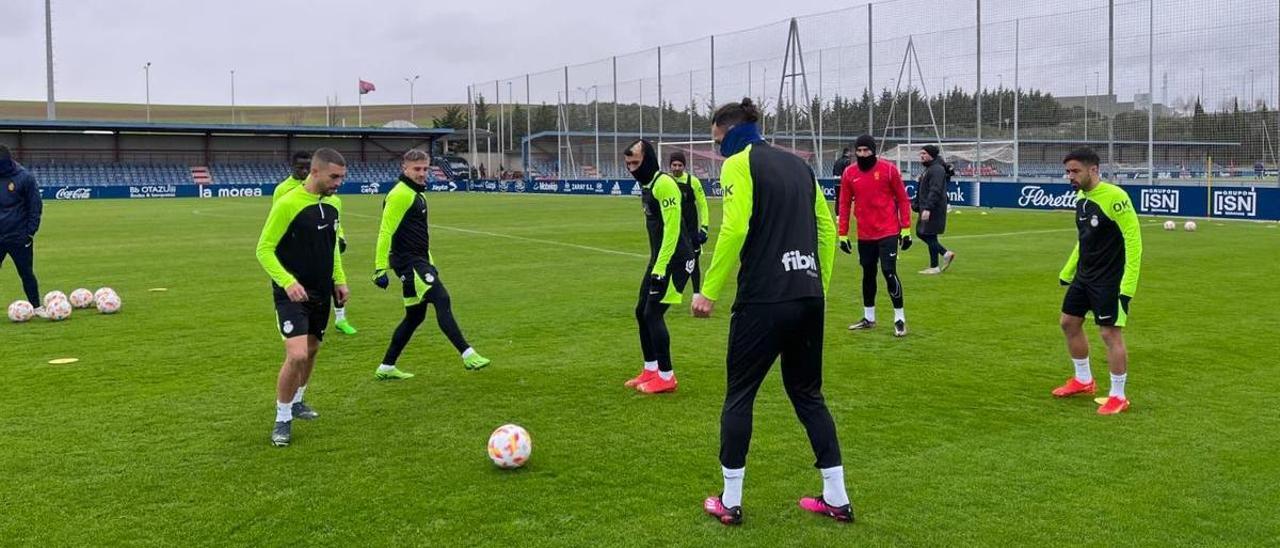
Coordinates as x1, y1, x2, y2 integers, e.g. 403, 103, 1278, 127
712, 98, 761, 128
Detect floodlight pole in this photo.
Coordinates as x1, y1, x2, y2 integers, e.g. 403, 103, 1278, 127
526, 73, 532, 176
405, 75, 419, 123
44, 0, 55, 120
467, 84, 476, 167
508, 81, 514, 149
613, 58, 619, 177
592, 86, 600, 172
710, 35, 716, 109
639, 79, 644, 139
1108, 0, 1116, 179
687, 97, 696, 163
975, 0, 983, 202
230, 69, 236, 124
818, 49, 824, 169
868, 3, 874, 137
497, 80, 503, 164
1152, 0, 1162, 185
144, 61, 152, 123
563, 66, 570, 176
942, 76, 948, 139
1014, 20, 1020, 181
658, 47, 664, 142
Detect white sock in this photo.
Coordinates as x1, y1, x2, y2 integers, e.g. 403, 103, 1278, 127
820, 466, 850, 507
292, 385, 306, 404
721, 466, 745, 508
893, 308, 905, 323
863, 307, 876, 322
1072, 358, 1093, 383
377, 364, 396, 373
1110, 373, 1127, 398
462, 347, 476, 359
276, 401, 293, 422
658, 369, 674, 381
643, 360, 659, 372
334, 307, 346, 321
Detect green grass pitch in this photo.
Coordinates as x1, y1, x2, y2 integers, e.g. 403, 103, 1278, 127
2, 193, 1278, 545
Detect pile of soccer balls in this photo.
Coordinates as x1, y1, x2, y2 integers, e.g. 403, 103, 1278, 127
7, 287, 121, 323
1163, 220, 1198, 232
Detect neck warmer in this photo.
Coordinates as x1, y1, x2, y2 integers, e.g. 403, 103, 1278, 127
718, 122, 764, 158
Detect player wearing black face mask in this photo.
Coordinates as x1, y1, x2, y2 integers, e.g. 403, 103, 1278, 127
621, 140, 694, 394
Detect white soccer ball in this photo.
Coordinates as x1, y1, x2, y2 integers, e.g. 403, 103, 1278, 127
94, 287, 116, 303
487, 424, 532, 469
96, 292, 122, 314
8, 300, 34, 322
1184, 221, 1198, 232
44, 290, 67, 307
1163, 220, 1176, 231
69, 288, 95, 309
46, 298, 72, 321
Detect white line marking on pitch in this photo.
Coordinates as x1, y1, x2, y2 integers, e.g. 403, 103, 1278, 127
341, 209, 647, 258
944, 228, 1076, 240
433, 225, 648, 258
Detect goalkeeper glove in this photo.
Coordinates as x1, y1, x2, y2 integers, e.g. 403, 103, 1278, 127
838, 236, 853, 255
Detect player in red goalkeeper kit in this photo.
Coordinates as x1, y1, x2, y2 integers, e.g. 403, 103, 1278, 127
836, 134, 914, 337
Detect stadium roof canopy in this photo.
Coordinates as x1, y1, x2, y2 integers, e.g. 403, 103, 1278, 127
0, 119, 454, 139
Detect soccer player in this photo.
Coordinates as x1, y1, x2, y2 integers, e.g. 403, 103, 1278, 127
274, 150, 357, 335
621, 139, 693, 394
694, 98, 852, 525
371, 149, 490, 380
256, 148, 350, 447
0, 145, 44, 316
837, 134, 913, 337
1052, 147, 1143, 415
668, 151, 709, 297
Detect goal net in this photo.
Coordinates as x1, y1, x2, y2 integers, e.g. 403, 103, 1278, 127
880, 141, 1016, 179
657, 140, 819, 180
657, 140, 722, 180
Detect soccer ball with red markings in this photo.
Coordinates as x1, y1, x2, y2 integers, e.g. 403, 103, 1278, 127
487, 424, 532, 469
44, 291, 67, 307
46, 298, 72, 321
94, 287, 116, 303
69, 288, 95, 309
8, 300, 34, 322
97, 292, 122, 314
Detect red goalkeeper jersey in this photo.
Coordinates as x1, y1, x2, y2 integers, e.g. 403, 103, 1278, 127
837, 159, 912, 241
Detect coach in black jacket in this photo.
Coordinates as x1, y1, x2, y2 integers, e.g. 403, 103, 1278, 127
913, 145, 955, 274
832, 148, 851, 178
0, 144, 44, 308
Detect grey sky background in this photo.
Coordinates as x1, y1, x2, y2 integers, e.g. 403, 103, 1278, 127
3, 0, 839, 105
1, 0, 1277, 109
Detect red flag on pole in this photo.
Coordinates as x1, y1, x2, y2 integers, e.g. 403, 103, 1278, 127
359, 79, 376, 94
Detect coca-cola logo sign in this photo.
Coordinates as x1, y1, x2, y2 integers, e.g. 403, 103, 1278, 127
55, 187, 92, 200
1017, 186, 1077, 209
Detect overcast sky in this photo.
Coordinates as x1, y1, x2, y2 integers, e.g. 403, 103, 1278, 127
2, 0, 848, 105
1, 0, 1276, 109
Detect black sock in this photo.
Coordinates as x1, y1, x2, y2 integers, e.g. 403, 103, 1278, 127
382, 303, 427, 365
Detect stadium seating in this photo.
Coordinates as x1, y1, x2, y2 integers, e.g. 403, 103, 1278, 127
26, 162, 192, 186
24, 161, 428, 187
